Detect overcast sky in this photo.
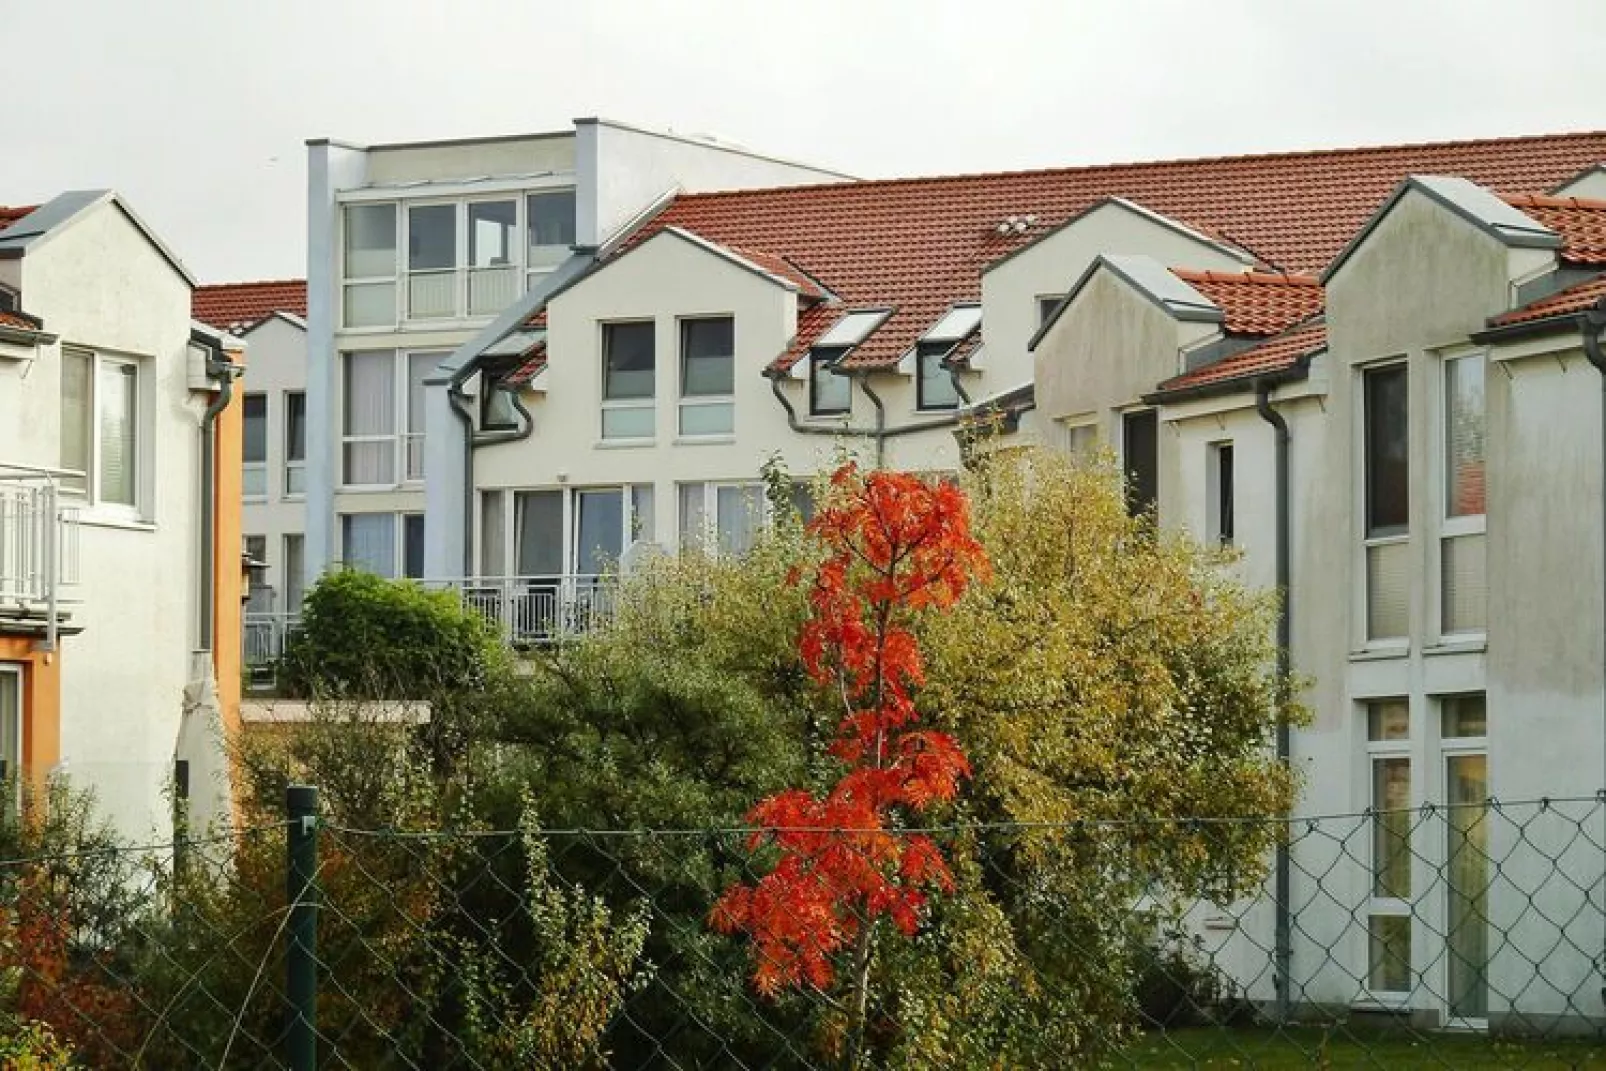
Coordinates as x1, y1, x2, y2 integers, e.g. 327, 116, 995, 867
6, 0, 1603, 282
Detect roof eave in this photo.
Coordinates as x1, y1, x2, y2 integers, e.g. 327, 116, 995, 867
1470, 309, 1598, 345
1143, 355, 1314, 406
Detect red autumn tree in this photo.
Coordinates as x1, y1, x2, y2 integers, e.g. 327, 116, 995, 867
711, 463, 989, 1026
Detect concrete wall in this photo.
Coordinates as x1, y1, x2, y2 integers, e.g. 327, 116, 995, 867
2, 198, 221, 842
364, 134, 575, 187
240, 315, 307, 613
983, 200, 1250, 389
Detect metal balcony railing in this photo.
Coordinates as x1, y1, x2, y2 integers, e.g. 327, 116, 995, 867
431, 575, 619, 645
243, 612, 301, 681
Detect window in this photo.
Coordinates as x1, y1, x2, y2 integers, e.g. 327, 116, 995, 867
0, 668, 19, 818
244, 535, 272, 612
1059, 421, 1097, 457
679, 482, 763, 555
342, 204, 397, 328
479, 370, 518, 431
528, 189, 577, 279
679, 317, 735, 436
242, 394, 267, 500
284, 392, 306, 496
1364, 364, 1409, 641
1121, 409, 1159, 518
602, 322, 655, 440
340, 513, 396, 577
283, 534, 305, 614
60, 348, 142, 511
810, 348, 851, 416
1037, 295, 1065, 327
403, 514, 426, 579
1441, 694, 1488, 1020
916, 343, 960, 411
407, 203, 457, 320
514, 490, 563, 578
342, 350, 395, 486
467, 200, 518, 316
341, 351, 439, 486
1208, 442, 1235, 546
1442, 355, 1486, 636
1366, 699, 1412, 995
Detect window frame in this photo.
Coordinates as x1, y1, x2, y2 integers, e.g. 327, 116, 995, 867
1435, 351, 1487, 642
1208, 440, 1235, 546
1437, 692, 1489, 1025
1036, 294, 1065, 328
0, 665, 22, 817
339, 350, 441, 490
283, 390, 307, 498
600, 320, 657, 442
1363, 698, 1414, 1004
1359, 360, 1411, 648
339, 202, 399, 330
915, 341, 961, 412
678, 315, 736, 438
242, 392, 268, 503
678, 481, 767, 556
1120, 408, 1159, 519
809, 346, 852, 417
59, 346, 148, 520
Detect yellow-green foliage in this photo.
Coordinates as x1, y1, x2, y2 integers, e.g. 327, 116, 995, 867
0, 1020, 76, 1070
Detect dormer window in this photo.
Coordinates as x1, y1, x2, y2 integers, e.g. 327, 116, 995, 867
915, 304, 981, 411
810, 348, 851, 415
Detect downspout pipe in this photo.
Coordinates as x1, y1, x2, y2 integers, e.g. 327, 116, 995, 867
764, 369, 964, 469
1577, 306, 1606, 1009
1254, 377, 1293, 1020
196, 332, 238, 652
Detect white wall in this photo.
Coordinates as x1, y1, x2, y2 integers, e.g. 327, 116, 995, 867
239, 315, 307, 613
364, 133, 575, 187
2, 198, 211, 842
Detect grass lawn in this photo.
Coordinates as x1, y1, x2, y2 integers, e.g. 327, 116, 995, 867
1121, 1026, 1606, 1069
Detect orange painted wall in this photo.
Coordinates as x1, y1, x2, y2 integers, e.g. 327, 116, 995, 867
212, 343, 246, 767
0, 636, 60, 793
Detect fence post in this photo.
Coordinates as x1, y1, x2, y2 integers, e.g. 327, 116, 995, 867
286, 784, 319, 1071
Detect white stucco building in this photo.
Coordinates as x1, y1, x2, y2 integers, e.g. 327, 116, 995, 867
0, 191, 245, 842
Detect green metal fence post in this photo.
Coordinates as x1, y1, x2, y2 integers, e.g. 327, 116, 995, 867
286, 784, 319, 1071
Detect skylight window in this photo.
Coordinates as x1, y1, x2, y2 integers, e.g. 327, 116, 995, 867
814, 309, 889, 349
922, 304, 982, 343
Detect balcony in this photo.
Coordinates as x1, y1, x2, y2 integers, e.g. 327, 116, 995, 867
435, 575, 619, 646
243, 612, 300, 683
0, 468, 81, 642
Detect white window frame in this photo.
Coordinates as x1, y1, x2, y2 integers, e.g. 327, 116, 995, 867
1434, 350, 1487, 643
1206, 440, 1234, 547
337, 511, 423, 579
0, 665, 22, 817
283, 390, 306, 499
1436, 693, 1489, 1027
678, 481, 768, 556
242, 391, 268, 503
339, 350, 441, 490
1362, 698, 1414, 1006
403, 199, 463, 323
600, 319, 657, 443
338, 202, 399, 332
1036, 293, 1065, 329
677, 315, 736, 440
60, 346, 149, 522
1357, 360, 1411, 652
498, 485, 655, 578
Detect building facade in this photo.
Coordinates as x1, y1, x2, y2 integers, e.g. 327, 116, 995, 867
0, 192, 244, 841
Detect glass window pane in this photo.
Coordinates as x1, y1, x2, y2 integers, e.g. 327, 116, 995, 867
1365, 365, 1409, 536
679, 483, 707, 550
344, 204, 396, 278
1441, 694, 1487, 739
1367, 540, 1409, 640
1367, 700, 1409, 741
790, 481, 816, 523
243, 394, 267, 463
407, 352, 439, 435
923, 304, 982, 342
408, 204, 457, 272
1368, 915, 1412, 992
816, 310, 886, 348
514, 490, 562, 576
918, 344, 960, 410
344, 351, 395, 437
1372, 756, 1411, 898
99, 362, 137, 506
528, 189, 577, 269
604, 322, 655, 400
1445, 355, 1486, 518
630, 485, 655, 544
716, 484, 762, 556
1447, 752, 1489, 1018
341, 513, 396, 577
343, 282, 394, 328
285, 392, 307, 462
468, 201, 516, 268
408, 273, 456, 320
283, 534, 305, 612
602, 406, 654, 440
576, 490, 624, 576
480, 491, 505, 577
60, 350, 91, 492
1037, 295, 1063, 327
1442, 532, 1486, 634
811, 350, 851, 414
680, 401, 734, 437
1122, 410, 1158, 518
0, 671, 19, 807
681, 318, 734, 397
403, 514, 425, 579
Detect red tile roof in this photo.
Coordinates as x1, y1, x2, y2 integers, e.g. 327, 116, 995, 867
192, 279, 307, 333
0, 205, 37, 230
1171, 270, 1324, 336
0, 309, 43, 332
1154, 320, 1328, 395
1489, 273, 1606, 328
628, 130, 1606, 372
504, 341, 548, 387
1503, 194, 1606, 266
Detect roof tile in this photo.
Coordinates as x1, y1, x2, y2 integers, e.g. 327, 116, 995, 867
1503, 194, 1606, 266
1490, 273, 1606, 327
1155, 320, 1328, 394
1170, 270, 1324, 336
193, 279, 307, 333
0, 205, 37, 230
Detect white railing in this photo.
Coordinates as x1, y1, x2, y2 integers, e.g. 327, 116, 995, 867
431, 575, 619, 645
243, 612, 300, 678
0, 475, 80, 607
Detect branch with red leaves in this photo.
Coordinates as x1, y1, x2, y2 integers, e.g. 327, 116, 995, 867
711, 464, 990, 1000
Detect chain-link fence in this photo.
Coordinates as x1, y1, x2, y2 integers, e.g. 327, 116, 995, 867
5, 791, 1606, 1068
